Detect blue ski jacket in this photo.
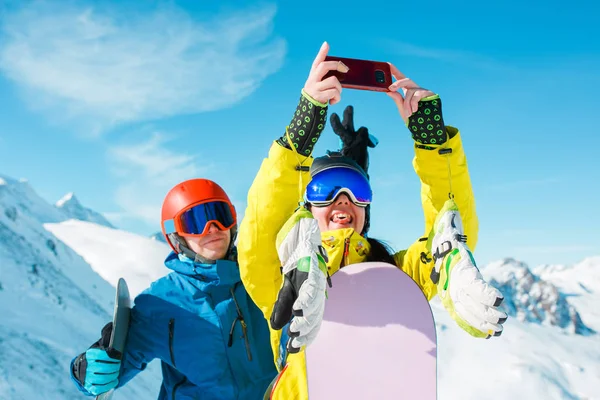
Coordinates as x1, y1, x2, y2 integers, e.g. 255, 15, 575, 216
72, 251, 277, 399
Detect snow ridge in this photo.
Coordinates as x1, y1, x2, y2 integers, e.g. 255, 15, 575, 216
483, 258, 594, 335
55, 192, 115, 228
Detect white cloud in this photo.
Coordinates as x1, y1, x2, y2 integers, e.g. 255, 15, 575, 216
107, 132, 213, 226
0, 1, 286, 133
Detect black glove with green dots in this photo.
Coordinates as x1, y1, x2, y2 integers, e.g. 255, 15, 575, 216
408, 95, 448, 149
276, 90, 328, 157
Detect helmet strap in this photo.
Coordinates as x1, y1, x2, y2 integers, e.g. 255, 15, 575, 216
168, 233, 216, 264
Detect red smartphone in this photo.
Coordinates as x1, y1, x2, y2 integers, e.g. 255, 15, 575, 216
324, 56, 392, 92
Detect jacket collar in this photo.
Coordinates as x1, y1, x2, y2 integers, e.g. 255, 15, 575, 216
321, 228, 371, 276
164, 251, 241, 288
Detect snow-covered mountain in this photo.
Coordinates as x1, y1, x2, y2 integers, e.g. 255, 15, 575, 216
484, 258, 594, 335
44, 220, 171, 298
55, 192, 115, 229
534, 257, 600, 333
433, 257, 600, 399
0, 174, 164, 400
1, 172, 599, 399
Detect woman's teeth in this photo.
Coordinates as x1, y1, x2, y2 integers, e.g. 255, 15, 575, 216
331, 213, 352, 223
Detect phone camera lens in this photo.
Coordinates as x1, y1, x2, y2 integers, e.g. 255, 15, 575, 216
374, 70, 385, 84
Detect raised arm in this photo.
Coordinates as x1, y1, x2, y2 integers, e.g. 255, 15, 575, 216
395, 127, 477, 299
237, 42, 345, 319
388, 66, 506, 339
386, 65, 477, 300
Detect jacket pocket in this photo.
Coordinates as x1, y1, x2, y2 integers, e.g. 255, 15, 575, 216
168, 318, 176, 368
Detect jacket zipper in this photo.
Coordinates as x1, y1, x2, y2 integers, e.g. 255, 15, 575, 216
168, 319, 176, 367
229, 287, 253, 361
318, 245, 333, 288
240, 320, 253, 362
340, 237, 350, 268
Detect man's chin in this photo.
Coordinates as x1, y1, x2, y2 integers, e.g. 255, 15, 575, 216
199, 247, 228, 260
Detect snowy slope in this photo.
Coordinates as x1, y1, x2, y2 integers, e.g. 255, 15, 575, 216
433, 257, 600, 400
0, 176, 65, 224
0, 174, 161, 400
44, 220, 171, 298
535, 256, 600, 332
55, 192, 115, 229
433, 298, 600, 400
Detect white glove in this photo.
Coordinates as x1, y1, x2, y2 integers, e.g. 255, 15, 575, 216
270, 206, 330, 353
430, 199, 508, 338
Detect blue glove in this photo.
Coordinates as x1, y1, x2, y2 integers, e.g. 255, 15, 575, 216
71, 322, 122, 396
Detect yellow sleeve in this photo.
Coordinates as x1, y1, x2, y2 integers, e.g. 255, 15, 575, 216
394, 127, 478, 300
237, 142, 313, 319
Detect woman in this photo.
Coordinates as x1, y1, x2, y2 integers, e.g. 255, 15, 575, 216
237, 42, 507, 399
69, 179, 277, 399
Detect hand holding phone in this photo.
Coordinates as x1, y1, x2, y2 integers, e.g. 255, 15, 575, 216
303, 42, 349, 106
386, 62, 436, 124
323, 56, 393, 92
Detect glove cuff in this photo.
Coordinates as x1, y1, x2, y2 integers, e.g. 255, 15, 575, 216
276, 90, 328, 156
71, 353, 87, 385
408, 95, 447, 149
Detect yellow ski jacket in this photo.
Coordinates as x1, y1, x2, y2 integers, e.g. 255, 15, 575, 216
237, 126, 477, 399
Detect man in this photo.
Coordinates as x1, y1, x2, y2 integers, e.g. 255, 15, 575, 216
70, 178, 277, 399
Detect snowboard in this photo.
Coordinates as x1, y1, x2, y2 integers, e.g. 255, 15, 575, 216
96, 278, 132, 400
305, 262, 437, 399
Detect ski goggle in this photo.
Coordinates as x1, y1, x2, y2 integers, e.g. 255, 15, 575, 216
305, 167, 372, 207
164, 201, 236, 237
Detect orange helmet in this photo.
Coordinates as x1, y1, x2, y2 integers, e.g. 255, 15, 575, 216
161, 179, 237, 254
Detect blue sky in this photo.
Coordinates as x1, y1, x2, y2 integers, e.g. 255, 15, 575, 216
0, 0, 598, 268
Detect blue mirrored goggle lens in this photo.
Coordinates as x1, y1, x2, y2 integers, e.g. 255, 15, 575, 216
305, 167, 372, 206
179, 201, 234, 234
